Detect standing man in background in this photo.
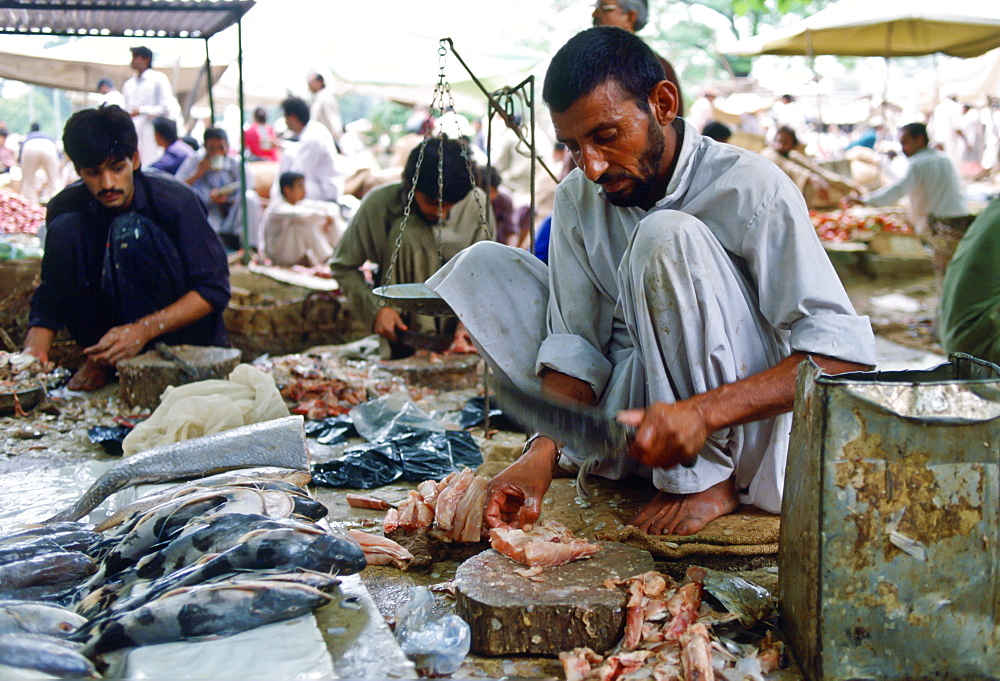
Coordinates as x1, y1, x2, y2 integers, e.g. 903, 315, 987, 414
307, 72, 344, 151
123, 46, 177, 167
592, 0, 684, 116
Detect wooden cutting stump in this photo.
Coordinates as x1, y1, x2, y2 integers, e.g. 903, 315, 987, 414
378, 354, 481, 391
453, 542, 654, 656
117, 345, 241, 409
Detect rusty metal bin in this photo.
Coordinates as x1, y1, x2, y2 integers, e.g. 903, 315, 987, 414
781, 353, 999, 680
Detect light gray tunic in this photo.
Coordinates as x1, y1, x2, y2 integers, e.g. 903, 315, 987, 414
429, 120, 876, 512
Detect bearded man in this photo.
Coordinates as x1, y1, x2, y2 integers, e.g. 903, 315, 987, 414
428, 27, 876, 536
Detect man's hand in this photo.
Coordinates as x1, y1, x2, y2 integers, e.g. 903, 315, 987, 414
618, 401, 710, 470
208, 188, 230, 205
841, 195, 863, 209
84, 321, 151, 367
484, 437, 558, 529
445, 322, 477, 354
22, 326, 55, 365
373, 306, 407, 342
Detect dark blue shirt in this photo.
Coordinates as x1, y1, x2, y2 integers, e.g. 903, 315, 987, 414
30, 170, 230, 348
149, 139, 196, 176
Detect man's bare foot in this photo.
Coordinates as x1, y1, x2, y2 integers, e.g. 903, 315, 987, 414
628, 477, 739, 536
67, 359, 110, 391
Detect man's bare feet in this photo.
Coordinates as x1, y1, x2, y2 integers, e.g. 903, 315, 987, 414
628, 477, 739, 536
67, 359, 110, 391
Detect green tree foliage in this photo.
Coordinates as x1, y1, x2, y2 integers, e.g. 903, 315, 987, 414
0, 83, 71, 138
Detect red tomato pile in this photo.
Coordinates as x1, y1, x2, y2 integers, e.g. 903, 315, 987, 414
810, 210, 913, 242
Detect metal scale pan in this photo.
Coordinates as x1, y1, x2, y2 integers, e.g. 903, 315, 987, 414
372, 283, 456, 318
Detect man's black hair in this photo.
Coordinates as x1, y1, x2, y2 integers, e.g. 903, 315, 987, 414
281, 96, 311, 125
62, 105, 138, 170
776, 125, 799, 147
29, 122, 40, 133
404, 137, 473, 205
152, 116, 178, 143
900, 122, 928, 143
203, 127, 228, 144
97, 77, 114, 90
474, 165, 502, 190
702, 120, 731, 143
182, 136, 199, 152
253, 106, 268, 124
279, 171, 305, 193
130, 46, 153, 66
542, 27, 665, 114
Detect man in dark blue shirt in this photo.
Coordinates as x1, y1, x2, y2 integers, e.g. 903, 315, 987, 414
24, 105, 230, 390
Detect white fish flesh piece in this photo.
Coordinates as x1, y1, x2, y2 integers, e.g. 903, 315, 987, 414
81, 576, 334, 656
346, 529, 414, 567
0, 601, 87, 638
489, 520, 600, 567
0, 632, 98, 678
45, 415, 310, 523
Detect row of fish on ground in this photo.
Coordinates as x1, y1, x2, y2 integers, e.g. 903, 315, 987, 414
0, 466, 367, 678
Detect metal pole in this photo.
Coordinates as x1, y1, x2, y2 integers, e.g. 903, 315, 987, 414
204, 38, 216, 124
236, 19, 250, 265
528, 75, 536, 254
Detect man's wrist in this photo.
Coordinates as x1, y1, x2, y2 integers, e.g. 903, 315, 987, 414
522, 433, 563, 472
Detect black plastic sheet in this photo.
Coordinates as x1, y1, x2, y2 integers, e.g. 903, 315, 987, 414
310, 430, 482, 489
457, 396, 520, 431
303, 417, 358, 445
87, 425, 131, 456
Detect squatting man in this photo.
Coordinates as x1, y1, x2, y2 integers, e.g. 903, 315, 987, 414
428, 27, 876, 536
23, 105, 230, 391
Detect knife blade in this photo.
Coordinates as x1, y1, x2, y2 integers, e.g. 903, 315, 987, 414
487, 377, 636, 461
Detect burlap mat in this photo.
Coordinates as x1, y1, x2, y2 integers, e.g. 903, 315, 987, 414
594, 505, 779, 560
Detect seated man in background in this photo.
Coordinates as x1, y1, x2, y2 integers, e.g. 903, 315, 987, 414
278, 96, 343, 204
761, 126, 863, 210
330, 138, 493, 359
24, 105, 230, 390
260, 171, 343, 268
938, 196, 999, 365
148, 116, 195, 176
177, 127, 260, 251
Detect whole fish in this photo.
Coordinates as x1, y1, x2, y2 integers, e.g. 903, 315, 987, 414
0, 552, 95, 590
0, 632, 98, 678
81, 575, 334, 656
45, 415, 310, 523
0, 525, 101, 553
85, 522, 366, 623
93, 467, 313, 533
0, 601, 87, 638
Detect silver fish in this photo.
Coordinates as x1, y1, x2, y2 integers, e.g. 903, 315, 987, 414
81, 576, 334, 656
0, 552, 95, 591
0, 601, 87, 638
0, 632, 98, 678
93, 467, 313, 533
45, 415, 310, 523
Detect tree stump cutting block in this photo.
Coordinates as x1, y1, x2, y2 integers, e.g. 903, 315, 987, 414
454, 542, 654, 656
118, 345, 241, 409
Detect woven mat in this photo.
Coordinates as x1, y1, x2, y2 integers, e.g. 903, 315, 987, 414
594, 505, 779, 560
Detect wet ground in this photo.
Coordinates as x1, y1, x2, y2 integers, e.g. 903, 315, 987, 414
0, 256, 951, 679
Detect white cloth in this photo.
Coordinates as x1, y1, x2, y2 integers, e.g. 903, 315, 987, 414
19, 137, 64, 205
861, 146, 968, 233
260, 197, 343, 267
122, 68, 176, 167
277, 121, 342, 202
428, 119, 876, 513
310, 87, 344, 145
98, 90, 126, 109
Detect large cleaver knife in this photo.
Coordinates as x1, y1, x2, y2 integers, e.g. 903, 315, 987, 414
487, 377, 636, 469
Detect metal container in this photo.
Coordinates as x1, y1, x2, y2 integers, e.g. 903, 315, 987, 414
781, 354, 999, 680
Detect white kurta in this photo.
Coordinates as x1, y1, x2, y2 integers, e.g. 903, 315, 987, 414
122, 68, 176, 167
277, 121, 342, 203
428, 119, 877, 513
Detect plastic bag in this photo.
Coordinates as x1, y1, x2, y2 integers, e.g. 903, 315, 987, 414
87, 425, 131, 455
303, 416, 357, 445
309, 430, 482, 489
350, 393, 444, 443
394, 586, 470, 676
457, 396, 519, 431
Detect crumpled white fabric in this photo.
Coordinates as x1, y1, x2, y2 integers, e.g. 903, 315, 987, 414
121, 364, 290, 457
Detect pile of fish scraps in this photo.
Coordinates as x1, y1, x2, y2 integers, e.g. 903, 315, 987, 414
560, 567, 783, 681
0, 467, 368, 679
258, 352, 408, 419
